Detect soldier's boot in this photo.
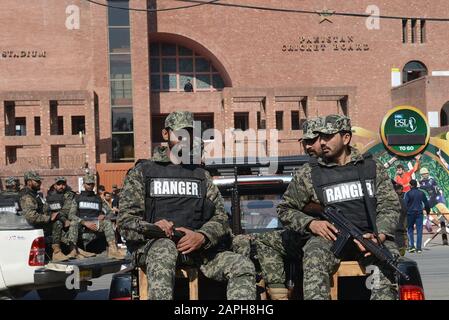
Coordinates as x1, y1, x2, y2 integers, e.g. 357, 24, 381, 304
51, 244, 70, 262
77, 247, 96, 258
267, 287, 289, 300
107, 241, 125, 260
66, 249, 78, 259
65, 243, 78, 259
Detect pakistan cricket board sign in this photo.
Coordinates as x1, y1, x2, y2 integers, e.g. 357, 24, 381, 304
380, 106, 430, 157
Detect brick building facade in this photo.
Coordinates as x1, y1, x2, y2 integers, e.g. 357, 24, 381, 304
1, 0, 449, 191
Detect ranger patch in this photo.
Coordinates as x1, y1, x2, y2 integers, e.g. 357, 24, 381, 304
150, 178, 201, 198
323, 180, 375, 204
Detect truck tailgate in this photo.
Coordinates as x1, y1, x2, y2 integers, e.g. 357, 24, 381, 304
0, 229, 44, 288
34, 256, 130, 289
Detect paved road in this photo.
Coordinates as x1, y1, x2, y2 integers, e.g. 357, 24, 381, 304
404, 233, 449, 300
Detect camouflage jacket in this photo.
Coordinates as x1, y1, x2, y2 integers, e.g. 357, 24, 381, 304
68, 192, 114, 224
20, 187, 50, 226
117, 146, 229, 250
277, 147, 400, 237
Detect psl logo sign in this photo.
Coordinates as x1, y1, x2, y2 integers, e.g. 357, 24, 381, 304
394, 114, 417, 133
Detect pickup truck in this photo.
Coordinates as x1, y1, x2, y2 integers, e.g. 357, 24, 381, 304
108, 157, 425, 300
0, 211, 128, 300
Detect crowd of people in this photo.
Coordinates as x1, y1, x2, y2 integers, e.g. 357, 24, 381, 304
393, 158, 448, 254
0, 173, 125, 262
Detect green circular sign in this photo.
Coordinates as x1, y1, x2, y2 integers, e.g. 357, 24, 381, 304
380, 106, 430, 157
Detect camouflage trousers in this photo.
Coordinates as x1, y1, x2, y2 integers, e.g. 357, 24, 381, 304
67, 219, 116, 245
142, 238, 256, 300
302, 235, 399, 300
43, 220, 64, 245
232, 231, 304, 289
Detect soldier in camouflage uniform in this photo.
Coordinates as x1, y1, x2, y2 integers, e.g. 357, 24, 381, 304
278, 115, 400, 300
118, 111, 256, 300
0, 177, 22, 214
45, 176, 77, 260
238, 118, 324, 300
20, 171, 68, 261
67, 174, 124, 259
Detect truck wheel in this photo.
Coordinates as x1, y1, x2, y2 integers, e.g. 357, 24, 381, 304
37, 286, 79, 300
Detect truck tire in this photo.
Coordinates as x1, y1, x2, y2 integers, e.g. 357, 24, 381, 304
37, 286, 79, 300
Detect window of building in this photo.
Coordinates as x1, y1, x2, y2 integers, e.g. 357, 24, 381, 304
108, 0, 134, 162
402, 19, 408, 43
257, 112, 266, 130
338, 97, 349, 116
108, 0, 129, 26
291, 111, 300, 130
51, 145, 60, 169
234, 112, 249, 131
275, 111, 284, 130
5, 146, 18, 164
151, 114, 168, 143
15, 117, 26, 136
150, 42, 225, 92
112, 133, 134, 162
420, 20, 426, 43
441, 102, 449, 127
403, 60, 428, 83
72, 116, 86, 135
57, 116, 64, 135
112, 108, 133, 132
34, 117, 41, 136
411, 19, 417, 44
4, 101, 15, 136
194, 113, 214, 136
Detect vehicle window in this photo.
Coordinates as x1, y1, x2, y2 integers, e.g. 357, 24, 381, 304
224, 194, 282, 230
0, 211, 34, 230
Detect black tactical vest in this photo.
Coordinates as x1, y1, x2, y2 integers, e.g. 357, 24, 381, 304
46, 191, 65, 212
141, 160, 211, 230
75, 191, 102, 219
310, 154, 377, 233
0, 192, 20, 214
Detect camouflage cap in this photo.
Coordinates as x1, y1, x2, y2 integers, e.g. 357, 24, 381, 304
301, 117, 323, 140
314, 114, 352, 135
164, 111, 194, 131
83, 174, 96, 184
54, 176, 67, 183
5, 176, 17, 186
24, 171, 42, 182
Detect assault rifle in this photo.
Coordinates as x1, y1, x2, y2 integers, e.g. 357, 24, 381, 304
139, 223, 185, 243
303, 203, 409, 280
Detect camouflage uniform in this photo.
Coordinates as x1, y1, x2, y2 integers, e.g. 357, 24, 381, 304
278, 115, 401, 300
20, 171, 64, 245
67, 175, 116, 246
230, 118, 323, 294
301, 117, 323, 141
47, 177, 77, 245
118, 111, 256, 300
